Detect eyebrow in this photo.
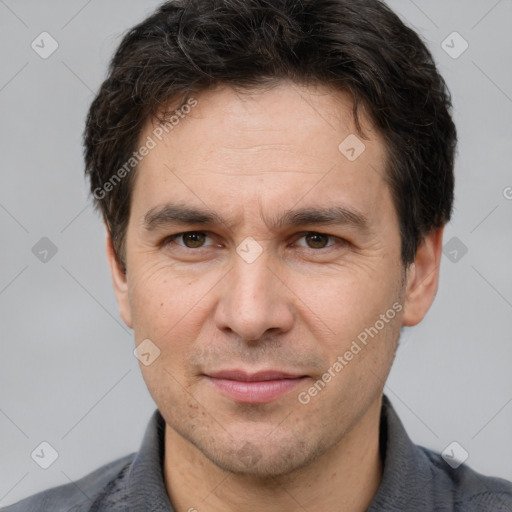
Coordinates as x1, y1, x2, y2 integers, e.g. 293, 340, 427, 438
142, 203, 371, 233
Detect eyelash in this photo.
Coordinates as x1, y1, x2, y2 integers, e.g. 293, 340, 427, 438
162, 231, 347, 251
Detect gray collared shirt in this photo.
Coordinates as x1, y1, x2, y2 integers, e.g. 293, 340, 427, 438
2, 396, 511, 511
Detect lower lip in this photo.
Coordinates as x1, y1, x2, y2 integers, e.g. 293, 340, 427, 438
206, 377, 307, 404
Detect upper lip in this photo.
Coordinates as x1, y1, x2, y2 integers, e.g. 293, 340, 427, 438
205, 370, 306, 381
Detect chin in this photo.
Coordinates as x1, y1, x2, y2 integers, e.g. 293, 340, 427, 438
196, 434, 321, 479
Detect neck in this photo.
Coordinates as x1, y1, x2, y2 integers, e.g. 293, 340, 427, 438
163, 395, 383, 512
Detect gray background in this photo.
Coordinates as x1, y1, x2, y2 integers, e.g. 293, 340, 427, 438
1, 0, 511, 507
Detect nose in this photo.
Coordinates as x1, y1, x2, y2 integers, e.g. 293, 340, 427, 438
214, 250, 294, 343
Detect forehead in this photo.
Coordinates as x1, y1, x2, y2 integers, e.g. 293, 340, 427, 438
130, 82, 395, 234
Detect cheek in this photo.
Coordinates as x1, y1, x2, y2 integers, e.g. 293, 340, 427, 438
127, 259, 195, 338
127, 258, 222, 371
307, 266, 399, 345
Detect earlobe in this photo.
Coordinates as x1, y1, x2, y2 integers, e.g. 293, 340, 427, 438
105, 229, 133, 329
401, 227, 444, 327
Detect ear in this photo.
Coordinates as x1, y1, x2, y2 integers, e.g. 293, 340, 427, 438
105, 228, 133, 329
402, 226, 444, 327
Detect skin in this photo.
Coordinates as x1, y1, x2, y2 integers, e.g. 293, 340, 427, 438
106, 80, 444, 512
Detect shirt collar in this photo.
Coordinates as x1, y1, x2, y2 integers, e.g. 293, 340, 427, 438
368, 394, 436, 511
124, 395, 433, 511
126, 408, 175, 511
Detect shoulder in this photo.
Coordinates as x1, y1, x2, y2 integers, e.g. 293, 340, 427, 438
0, 453, 135, 512
419, 446, 512, 511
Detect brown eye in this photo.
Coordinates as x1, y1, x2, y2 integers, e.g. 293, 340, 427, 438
305, 233, 330, 249
166, 232, 211, 249
295, 232, 340, 249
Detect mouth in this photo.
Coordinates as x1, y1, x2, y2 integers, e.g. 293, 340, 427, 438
203, 369, 309, 404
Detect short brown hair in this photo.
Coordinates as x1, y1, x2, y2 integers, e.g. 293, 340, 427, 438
84, 0, 457, 273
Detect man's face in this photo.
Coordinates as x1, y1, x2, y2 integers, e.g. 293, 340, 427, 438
113, 82, 411, 477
